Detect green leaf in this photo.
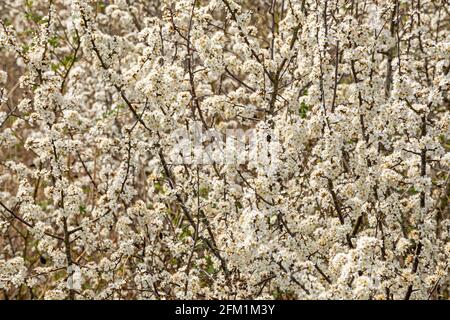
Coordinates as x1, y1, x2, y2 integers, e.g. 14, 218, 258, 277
299, 101, 309, 119
48, 36, 59, 47
205, 256, 215, 274
79, 205, 87, 214
25, 12, 44, 24
62, 55, 75, 67
407, 186, 419, 195
199, 186, 209, 199
50, 63, 59, 72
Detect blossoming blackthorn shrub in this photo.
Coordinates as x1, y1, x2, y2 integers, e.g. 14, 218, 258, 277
0, 0, 448, 300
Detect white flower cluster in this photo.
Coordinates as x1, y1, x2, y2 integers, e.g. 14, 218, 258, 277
0, 0, 448, 300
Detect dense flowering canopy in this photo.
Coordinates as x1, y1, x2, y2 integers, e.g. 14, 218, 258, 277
0, 0, 448, 300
